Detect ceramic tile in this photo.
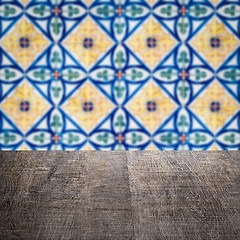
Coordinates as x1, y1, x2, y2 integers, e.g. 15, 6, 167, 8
0, 0, 239, 150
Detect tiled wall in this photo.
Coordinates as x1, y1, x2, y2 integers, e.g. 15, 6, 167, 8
0, 0, 239, 150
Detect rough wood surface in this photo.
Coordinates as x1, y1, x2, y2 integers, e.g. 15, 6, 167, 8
0, 151, 239, 240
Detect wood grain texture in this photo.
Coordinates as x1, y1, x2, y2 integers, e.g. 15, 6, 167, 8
0, 151, 239, 240
127, 151, 240, 240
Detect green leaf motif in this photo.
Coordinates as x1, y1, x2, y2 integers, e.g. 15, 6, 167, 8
194, 133, 207, 144
97, 133, 109, 143
97, 5, 111, 17
67, 6, 79, 17
51, 86, 61, 98
51, 52, 61, 64
160, 69, 173, 80
114, 86, 125, 98
160, 6, 172, 16
3, 5, 16, 17
130, 5, 143, 17
114, 52, 125, 68
114, 23, 125, 34
97, 70, 109, 81
178, 22, 189, 34
131, 69, 143, 81
33, 5, 46, 16
160, 133, 173, 145
224, 133, 235, 144
178, 84, 189, 98
51, 19, 62, 35
192, 5, 207, 17
195, 69, 207, 81
33, 133, 45, 144
224, 6, 236, 16
131, 133, 143, 144
4, 69, 16, 80
33, 69, 47, 81
178, 51, 189, 64
115, 115, 126, 127
178, 115, 189, 127
65, 69, 80, 81
51, 115, 62, 128
224, 69, 239, 81
67, 133, 80, 144
1, 132, 16, 144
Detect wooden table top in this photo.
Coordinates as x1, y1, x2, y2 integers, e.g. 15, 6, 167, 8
0, 151, 239, 239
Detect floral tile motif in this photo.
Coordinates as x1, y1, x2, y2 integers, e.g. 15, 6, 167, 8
63, 17, 114, 69
0, 0, 239, 150
190, 80, 239, 132
191, 17, 239, 69
1, 17, 50, 69
127, 17, 177, 69
1, 80, 50, 133
63, 81, 115, 132
126, 80, 177, 133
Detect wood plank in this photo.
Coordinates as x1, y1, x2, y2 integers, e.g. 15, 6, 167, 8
127, 151, 240, 240
0, 151, 239, 239
0, 151, 134, 240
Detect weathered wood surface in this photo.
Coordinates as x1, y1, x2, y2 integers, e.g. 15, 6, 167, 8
0, 151, 239, 240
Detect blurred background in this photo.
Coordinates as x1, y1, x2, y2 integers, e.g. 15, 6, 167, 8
0, 0, 239, 150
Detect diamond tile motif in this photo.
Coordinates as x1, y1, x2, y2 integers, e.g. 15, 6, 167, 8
0, 0, 239, 150
191, 18, 239, 69
63, 81, 115, 132
126, 81, 177, 133
1, 18, 49, 69
190, 81, 239, 132
1, 81, 50, 133
127, 17, 177, 70
63, 17, 113, 69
